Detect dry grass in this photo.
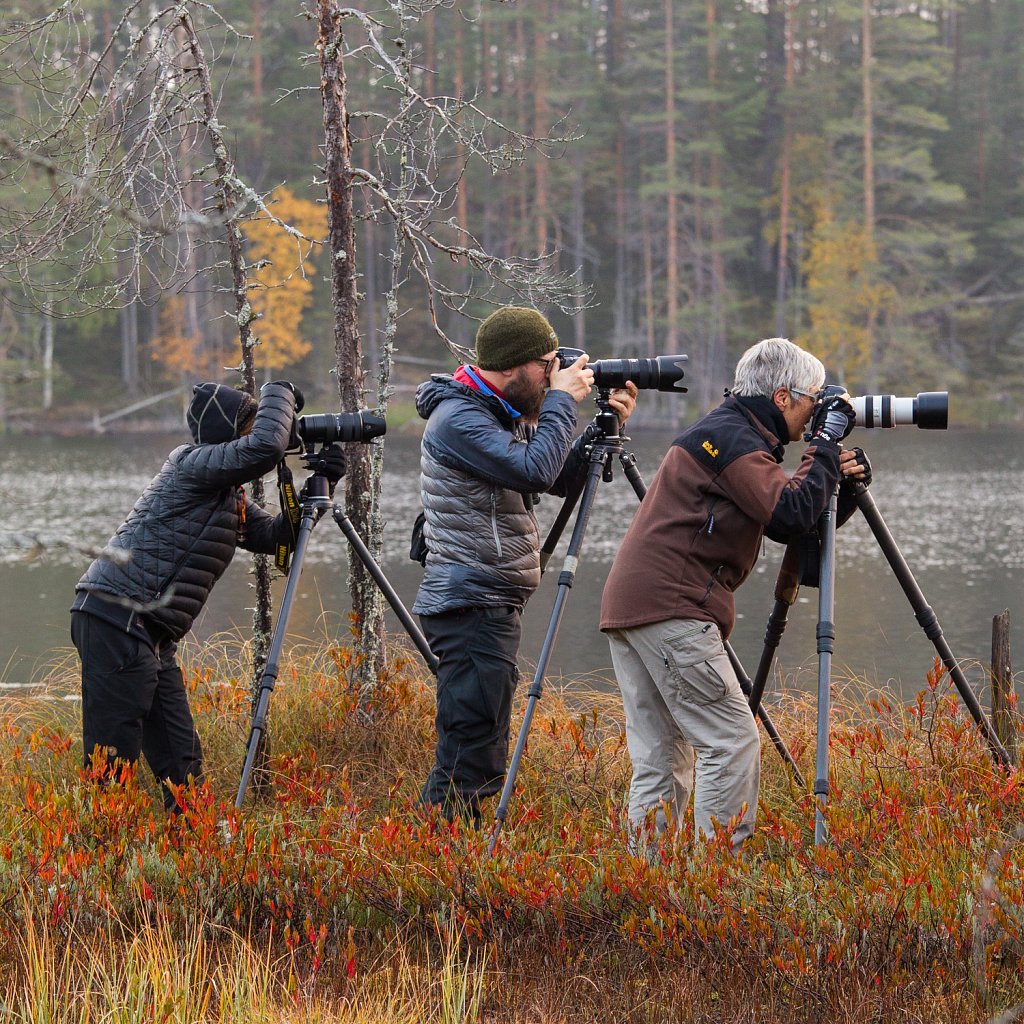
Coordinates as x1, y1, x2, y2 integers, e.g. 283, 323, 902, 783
1, 638, 1022, 1023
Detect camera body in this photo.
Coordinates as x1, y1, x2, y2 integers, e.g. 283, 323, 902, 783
553, 347, 688, 393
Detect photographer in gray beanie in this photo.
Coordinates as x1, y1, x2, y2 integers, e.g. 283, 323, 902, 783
412, 307, 637, 824
69, 380, 344, 812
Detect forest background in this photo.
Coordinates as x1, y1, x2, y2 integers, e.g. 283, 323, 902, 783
3, 9, 1024, 1018
2, 0, 1023, 427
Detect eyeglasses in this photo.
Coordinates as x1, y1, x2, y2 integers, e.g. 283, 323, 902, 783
532, 357, 557, 375
788, 385, 821, 402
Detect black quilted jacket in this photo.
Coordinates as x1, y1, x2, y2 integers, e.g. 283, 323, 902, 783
73, 383, 297, 640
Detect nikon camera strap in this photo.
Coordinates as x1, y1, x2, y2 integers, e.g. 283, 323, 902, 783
275, 460, 301, 574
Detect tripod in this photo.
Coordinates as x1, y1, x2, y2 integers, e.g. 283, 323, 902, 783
745, 477, 1011, 846
488, 394, 804, 853
234, 455, 438, 810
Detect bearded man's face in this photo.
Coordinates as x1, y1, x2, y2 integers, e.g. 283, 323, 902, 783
503, 365, 547, 422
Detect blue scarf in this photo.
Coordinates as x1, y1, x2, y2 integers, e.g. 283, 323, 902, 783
460, 365, 522, 420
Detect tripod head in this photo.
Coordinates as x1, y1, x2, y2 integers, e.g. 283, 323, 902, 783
573, 389, 631, 485
273, 444, 346, 564
586, 387, 626, 442
297, 441, 345, 480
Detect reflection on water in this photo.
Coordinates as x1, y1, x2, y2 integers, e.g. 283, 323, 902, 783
2, 425, 1022, 701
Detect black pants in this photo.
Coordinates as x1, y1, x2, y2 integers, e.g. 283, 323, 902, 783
419, 606, 521, 823
71, 611, 202, 811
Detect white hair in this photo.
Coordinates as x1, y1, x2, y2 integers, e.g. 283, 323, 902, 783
732, 338, 825, 397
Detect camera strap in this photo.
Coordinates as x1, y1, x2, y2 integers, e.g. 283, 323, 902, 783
275, 460, 301, 573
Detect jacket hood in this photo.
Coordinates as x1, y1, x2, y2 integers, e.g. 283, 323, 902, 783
415, 374, 497, 421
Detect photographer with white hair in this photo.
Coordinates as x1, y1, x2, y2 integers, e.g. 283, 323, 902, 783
600, 337, 870, 848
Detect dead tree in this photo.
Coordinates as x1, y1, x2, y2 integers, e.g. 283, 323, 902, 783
313, 0, 582, 693
3, 0, 587, 701
0, 3, 294, 706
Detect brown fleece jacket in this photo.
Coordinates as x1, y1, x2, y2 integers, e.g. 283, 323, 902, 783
600, 394, 843, 640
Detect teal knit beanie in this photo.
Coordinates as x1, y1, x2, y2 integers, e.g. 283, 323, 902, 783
475, 307, 558, 371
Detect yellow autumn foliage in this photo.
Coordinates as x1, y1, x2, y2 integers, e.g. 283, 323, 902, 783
150, 294, 226, 379
797, 204, 894, 384
242, 186, 327, 371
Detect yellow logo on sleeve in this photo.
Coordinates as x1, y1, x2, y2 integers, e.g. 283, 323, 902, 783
702, 439, 719, 457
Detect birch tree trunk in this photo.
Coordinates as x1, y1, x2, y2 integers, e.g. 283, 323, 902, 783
42, 303, 54, 410
318, 0, 384, 693
179, 12, 270, 700
119, 298, 139, 396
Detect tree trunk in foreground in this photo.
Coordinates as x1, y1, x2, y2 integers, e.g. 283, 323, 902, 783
318, 0, 385, 695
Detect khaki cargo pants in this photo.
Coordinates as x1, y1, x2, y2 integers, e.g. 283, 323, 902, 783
607, 618, 760, 846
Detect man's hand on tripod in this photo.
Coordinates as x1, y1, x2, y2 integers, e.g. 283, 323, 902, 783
840, 447, 871, 488
608, 381, 639, 426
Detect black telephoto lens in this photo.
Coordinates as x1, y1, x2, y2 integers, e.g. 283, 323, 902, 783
593, 356, 688, 392
554, 348, 687, 393
297, 411, 387, 444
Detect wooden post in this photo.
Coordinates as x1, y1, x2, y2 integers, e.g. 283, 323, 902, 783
991, 610, 1018, 765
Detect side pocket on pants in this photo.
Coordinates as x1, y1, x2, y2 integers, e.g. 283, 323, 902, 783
661, 622, 734, 706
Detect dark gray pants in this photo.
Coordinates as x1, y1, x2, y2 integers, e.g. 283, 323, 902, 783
71, 611, 202, 811
419, 606, 521, 823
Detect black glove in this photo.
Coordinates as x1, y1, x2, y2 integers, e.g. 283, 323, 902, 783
263, 380, 305, 413
842, 446, 872, 489
809, 393, 855, 444
310, 444, 346, 486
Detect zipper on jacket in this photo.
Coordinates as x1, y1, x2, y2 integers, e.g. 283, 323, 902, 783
490, 489, 503, 559
696, 564, 724, 607
694, 498, 718, 541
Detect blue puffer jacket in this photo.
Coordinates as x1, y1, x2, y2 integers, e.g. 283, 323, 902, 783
73, 383, 297, 639
412, 374, 585, 615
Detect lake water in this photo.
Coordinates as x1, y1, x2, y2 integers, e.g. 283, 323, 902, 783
1, 421, 1021, 704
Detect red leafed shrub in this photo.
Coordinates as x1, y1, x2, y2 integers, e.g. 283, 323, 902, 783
1, 648, 1022, 1021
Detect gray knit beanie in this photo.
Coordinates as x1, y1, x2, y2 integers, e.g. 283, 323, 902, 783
475, 307, 558, 371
